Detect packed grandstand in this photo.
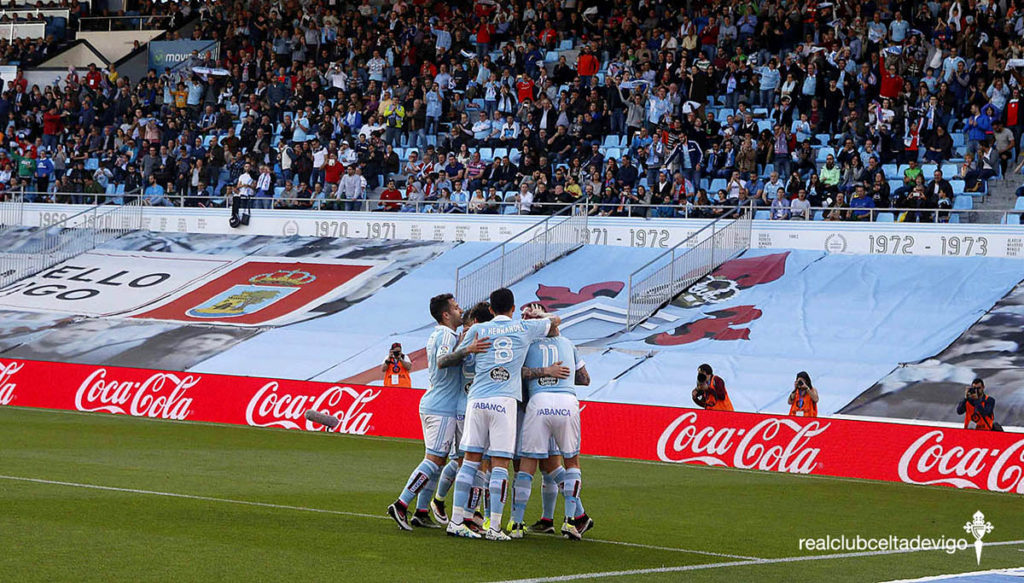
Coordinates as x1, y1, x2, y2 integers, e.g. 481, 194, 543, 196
0, 0, 1021, 223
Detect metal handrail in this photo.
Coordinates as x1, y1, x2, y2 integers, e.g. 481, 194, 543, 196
77, 14, 175, 32
625, 203, 753, 330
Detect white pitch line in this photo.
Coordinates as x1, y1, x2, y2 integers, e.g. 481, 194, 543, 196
0, 474, 388, 521
0, 474, 756, 560
482, 540, 1024, 583
879, 567, 1024, 582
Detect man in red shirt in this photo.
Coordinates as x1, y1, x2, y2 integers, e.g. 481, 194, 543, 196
84, 64, 103, 91
516, 76, 535, 103
576, 45, 600, 81
379, 179, 404, 211
323, 151, 343, 186
42, 107, 63, 151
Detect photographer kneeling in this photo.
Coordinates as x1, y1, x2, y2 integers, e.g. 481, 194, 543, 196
957, 378, 1002, 431
691, 363, 734, 411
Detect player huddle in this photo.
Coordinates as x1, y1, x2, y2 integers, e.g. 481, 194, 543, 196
386, 288, 593, 541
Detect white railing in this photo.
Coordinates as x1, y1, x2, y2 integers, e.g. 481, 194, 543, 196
0, 8, 70, 19
0, 193, 24, 228
0, 201, 143, 287
0, 21, 44, 39
454, 205, 588, 308
626, 205, 753, 331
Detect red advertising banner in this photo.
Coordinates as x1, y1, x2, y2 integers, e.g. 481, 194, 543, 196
0, 358, 1021, 494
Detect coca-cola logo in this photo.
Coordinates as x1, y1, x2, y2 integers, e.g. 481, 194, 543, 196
0, 360, 23, 405
897, 430, 1024, 494
75, 368, 197, 420
657, 411, 829, 474
245, 382, 379, 435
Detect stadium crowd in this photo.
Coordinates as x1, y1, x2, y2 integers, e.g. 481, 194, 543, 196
0, 0, 1022, 222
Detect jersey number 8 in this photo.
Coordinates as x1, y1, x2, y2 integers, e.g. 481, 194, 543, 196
493, 337, 513, 364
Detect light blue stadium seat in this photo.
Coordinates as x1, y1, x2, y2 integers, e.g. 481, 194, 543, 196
953, 195, 973, 210
709, 178, 727, 193
754, 210, 770, 220
1003, 214, 1021, 224
950, 179, 965, 195
920, 164, 937, 177
559, 40, 573, 50
203, 135, 214, 147
941, 164, 959, 178
757, 120, 773, 133
952, 134, 965, 147
949, 213, 961, 224
602, 135, 620, 148
888, 179, 904, 193
545, 51, 558, 62
479, 148, 493, 162
882, 164, 899, 179
816, 147, 834, 162
85, 158, 99, 171
876, 212, 895, 222
813, 210, 825, 221
493, 148, 508, 160
717, 108, 734, 122
1014, 197, 1024, 211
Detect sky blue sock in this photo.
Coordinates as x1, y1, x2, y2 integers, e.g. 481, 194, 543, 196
561, 468, 582, 521
451, 460, 479, 524
399, 459, 438, 507
488, 466, 509, 530
483, 470, 492, 516
415, 469, 438, 512
541, 467, 565, 521
435, 459, 460, 499
511, 471, 533, 524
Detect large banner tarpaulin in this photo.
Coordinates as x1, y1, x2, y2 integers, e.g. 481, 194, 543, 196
1, 358, 1021, 494
0, 251, 233, 317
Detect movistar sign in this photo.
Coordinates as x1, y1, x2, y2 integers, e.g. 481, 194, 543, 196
148, 40, 220, 72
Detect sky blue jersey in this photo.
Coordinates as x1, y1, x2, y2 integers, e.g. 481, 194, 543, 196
458, 352, 474, 416
523, 335, 583, 397
419, 325, 462, 416
458, 315, 551, 401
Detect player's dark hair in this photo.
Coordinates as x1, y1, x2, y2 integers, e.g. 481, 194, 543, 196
429, 293, 454, 324
698, 363, 713, 376
973, 378, 985, 387
490, 287, 515, 315
470, 301, 493, 324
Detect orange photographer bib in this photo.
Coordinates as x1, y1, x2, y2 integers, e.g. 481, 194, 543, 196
383, 359, 411, 388
704, 376, 734, 411
964, 398, 993, 430
788, 390, 817, 417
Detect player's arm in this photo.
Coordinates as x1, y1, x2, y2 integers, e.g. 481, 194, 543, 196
438, 332, 491, 368
546, 314, 561, 337
807, 386, 819, 403
522, 361, 570, 380
572, 344, 589, 386
574, 364, 590, 386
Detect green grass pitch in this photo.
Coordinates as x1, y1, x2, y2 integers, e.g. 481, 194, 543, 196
1, 406, 1022, 582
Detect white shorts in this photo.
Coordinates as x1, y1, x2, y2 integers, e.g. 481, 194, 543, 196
421, 413, 457, 457
518, 392, 581, 459
460, 396, 517, 459
449, 414, 466, 458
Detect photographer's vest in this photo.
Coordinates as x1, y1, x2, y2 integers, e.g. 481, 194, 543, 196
384, 103, 405, 129
704, 375, 734, 412
383, 357, 411, 388
788, 389, 817, 417
963, 396, 994, 430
